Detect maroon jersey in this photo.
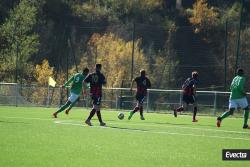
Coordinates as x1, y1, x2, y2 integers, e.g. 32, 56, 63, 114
182, 77, 198, 96
134, 76, 151, 96
84, 71, 106, 97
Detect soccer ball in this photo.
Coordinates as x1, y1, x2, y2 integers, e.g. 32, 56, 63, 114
118, 112, 125, 120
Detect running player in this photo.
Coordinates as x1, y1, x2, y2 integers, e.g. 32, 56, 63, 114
52, 68, 89, 118
217, 68, 249, 129
173, 71, 199, 122
84, 64, 106, 126
128, 69, 151, 120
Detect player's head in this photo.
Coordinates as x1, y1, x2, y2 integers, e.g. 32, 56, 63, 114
140, 69, 146, 77
192, 71, 198, 79
96, 64, 102, 72
237, 68, 244, 76
83, 68, 89, 75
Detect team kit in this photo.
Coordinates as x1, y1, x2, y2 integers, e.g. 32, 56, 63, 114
52, 64, 250, 129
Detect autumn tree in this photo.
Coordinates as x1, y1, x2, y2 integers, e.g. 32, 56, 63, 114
188, 0, 219, 33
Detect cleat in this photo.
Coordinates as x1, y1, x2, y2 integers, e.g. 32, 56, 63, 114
173, 109, 177, 117
192, 119, 198, 122
100, 122, 106, 126
243, 125, 250, 129
216, 118, 221, 127
140, 116, 145, 120
53, 112, 57, 118
65, 109, 70, 115
85, 120, 92, 126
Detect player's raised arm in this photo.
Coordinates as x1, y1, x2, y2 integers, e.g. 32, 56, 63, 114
63, 75, 74, 88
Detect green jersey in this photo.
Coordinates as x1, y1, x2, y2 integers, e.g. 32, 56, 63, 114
63, 73, 87, 95
230, 75, 246, 99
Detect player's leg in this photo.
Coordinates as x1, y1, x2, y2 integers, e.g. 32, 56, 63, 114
65, 97, 80, 115
217, 99, 236, 127
192, 96, 198, 122
53, 101, 71, 118
173, 94, 186, 117
128, 95, 140, 120
239, 98, 250, 129
85, 97, 97, 126
95, 97, 106, 126
53, 93, 78, 118
243, 106, 249, 129
139, 97, 145, 120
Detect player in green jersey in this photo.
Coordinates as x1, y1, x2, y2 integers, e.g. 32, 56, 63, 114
53, 68, 89, 118
217, 68, 250, 129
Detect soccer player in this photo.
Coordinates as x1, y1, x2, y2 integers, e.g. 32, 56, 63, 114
173, 71, 199, 122
217, 68, 250, 129
128, 69, 151, 120
84, 64, 106, 126
52, 68, 89, 118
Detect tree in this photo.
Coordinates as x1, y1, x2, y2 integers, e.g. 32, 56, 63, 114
188, 0, 219, 33
0, 0, 40, 82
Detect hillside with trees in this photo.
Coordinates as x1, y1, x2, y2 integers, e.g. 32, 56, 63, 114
1, 0, 250, 90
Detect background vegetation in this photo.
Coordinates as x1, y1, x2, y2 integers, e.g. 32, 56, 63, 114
1, 0, 250, 90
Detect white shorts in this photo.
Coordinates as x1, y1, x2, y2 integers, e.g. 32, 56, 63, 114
68, 93, 79, 102
229, 98, 248, 109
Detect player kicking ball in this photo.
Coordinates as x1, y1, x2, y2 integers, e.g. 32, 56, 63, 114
84, 64, 106, 126
128, 69, 151, 120
217, 68, 250, 129
52, 68, 89, 118
173, 71, 198, 122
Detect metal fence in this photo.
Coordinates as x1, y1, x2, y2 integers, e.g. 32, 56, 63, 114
0, 82, 243, 116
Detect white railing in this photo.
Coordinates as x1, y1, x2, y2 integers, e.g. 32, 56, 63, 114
1, 82, 247, 115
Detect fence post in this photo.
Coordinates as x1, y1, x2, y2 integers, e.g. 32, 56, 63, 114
15, 83, 18, 107
213, 91, 217, 115
179, 90, 182, 106
115, 90, 118, 109
59, 87, 62, 107
146, 90, 150, 112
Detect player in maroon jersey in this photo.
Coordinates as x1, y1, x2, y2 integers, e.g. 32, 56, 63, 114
128, 69, 151, 120
173, 71, 199, 122
84, 64, 106, 126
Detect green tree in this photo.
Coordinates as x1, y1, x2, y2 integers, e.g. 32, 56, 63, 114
0, 0, 40, 82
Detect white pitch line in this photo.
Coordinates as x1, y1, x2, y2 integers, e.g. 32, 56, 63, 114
1, 115, 250, 135
55, 120, 250, 141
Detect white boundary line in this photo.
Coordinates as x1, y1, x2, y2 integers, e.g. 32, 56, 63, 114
1, 116, 250, 134
54, 120, 250, 141
1, 116, 250, 141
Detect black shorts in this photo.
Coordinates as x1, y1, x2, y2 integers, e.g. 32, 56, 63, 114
182, 94, 196, 104
136, 94, 145, 104
92, 96, 102, 105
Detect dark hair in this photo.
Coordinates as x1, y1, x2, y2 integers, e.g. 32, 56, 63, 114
192, 71, 198, 78
83, 68, 89, 73
140, 69, 146, 76
237, 68, 244, 76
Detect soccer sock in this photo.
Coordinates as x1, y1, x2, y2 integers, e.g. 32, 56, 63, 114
133, 106, 139, 113
130, 107, 139, 116
96, 110, 103, 123
193, 107, 197, 120
176, 106, 184, 112
87, 109, 96, 120
139, 107, 143, 117
56, 101, 71, 113
68, 99, 78, 111
219, 110, 233, 120
243, 109, 249, 126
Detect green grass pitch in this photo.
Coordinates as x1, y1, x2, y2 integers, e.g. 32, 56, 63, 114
0, 106, 249, 167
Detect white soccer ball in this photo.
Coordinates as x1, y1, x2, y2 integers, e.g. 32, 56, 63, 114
118, 112, 125, 120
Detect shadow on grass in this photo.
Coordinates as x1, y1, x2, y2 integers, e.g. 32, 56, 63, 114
106, 125, 149, 132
